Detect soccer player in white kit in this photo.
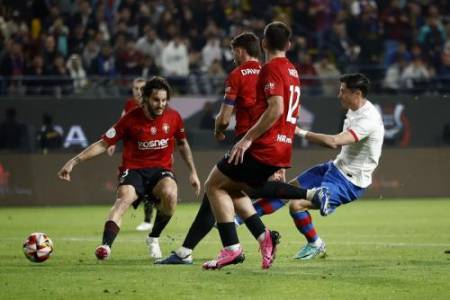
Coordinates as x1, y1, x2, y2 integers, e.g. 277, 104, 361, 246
246, 73, 384, 260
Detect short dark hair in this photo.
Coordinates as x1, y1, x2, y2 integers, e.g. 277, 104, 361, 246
230, 32, 261, 59
340, 73, 370, 97
263, 21, 291, 51
142, 76, 172, 100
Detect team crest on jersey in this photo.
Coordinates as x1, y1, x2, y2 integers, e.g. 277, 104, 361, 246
150, 126, 157, 135
106, 128, 116, 138
162, 123, 170, 134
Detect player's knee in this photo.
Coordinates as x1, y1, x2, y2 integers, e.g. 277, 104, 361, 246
116, 186, 137, 205
159, 185, 177, 203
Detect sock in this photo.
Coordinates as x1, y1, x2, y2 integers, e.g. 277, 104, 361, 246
175, 246, 192, 258
312, 237, 323, 247
181, 194, 216, 250
143, 201, 154, 223
247, 181, 307, 200
149, 210, 172, 238
256, 232, 266, 242
224, 243, 241, 251
306, 188, 317, 201
244, 214, 266, 240
102, 220, 120, 247
217, 222, 239, 248
235, 198, 287, 226
254, 198, 286, 216
290, 210, 318, 243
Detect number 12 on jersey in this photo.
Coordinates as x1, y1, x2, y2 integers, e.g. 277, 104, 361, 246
287, 85, 301, 124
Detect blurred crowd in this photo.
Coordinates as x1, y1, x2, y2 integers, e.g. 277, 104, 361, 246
0, 0, 450, 97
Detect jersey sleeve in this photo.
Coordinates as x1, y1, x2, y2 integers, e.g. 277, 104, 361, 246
262, 67, 284, 99
174, 112, 186, 140
101, 115, 127, 145
348, 117, 375, 142
223, 71, 240, 105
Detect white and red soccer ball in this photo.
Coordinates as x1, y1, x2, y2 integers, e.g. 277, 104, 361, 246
23, 232, 54, 263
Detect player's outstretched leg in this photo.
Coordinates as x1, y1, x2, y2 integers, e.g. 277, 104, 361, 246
96, 185, 137, 260
96, 221, 117, 260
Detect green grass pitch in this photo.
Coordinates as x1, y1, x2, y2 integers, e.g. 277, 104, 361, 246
1, 199, 449, 300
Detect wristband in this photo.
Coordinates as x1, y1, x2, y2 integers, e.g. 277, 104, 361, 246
297, 128, 309, 138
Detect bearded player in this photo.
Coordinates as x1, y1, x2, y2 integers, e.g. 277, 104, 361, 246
58, 76, 201, 260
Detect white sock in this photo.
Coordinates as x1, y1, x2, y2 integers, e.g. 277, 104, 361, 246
225, 243, 241, 251
175, 246, 192, 258
306, 188, 317, 201
257, 232, 266, 242
149, 237, 158, 242
311, 237, 323, 247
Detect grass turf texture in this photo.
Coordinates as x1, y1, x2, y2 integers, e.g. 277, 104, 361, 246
1, 199, 449, 300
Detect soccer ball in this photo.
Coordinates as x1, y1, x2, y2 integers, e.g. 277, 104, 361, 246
23, 232, 54, 263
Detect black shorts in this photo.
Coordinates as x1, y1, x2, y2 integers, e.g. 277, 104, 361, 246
118, 168, 176, 208
216, 151, 280, 188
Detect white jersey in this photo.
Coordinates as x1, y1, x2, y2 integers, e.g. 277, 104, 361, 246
333, 100, 384, 188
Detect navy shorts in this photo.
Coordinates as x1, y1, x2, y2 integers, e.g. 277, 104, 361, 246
118, 168, 176, 208
296, 161, 365, 215
217, 151, 280, 188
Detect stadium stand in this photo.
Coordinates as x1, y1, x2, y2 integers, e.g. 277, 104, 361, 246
0, 0, 449, 97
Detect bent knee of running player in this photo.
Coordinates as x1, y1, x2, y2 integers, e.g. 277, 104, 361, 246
153, 178, 178, 215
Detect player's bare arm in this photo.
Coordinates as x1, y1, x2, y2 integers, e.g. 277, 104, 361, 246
229, 95, 283, 165
58, 140, 108, 181
214, 103, 234, 141
295, 127, 356, 149
176, 138, 201, 196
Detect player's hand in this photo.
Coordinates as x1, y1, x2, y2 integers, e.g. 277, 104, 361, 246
228, 137, 252, 165
189, 172, 201, 197
214, 130, 226, 141
107, 145, 116, 156
57, 160, 75, 182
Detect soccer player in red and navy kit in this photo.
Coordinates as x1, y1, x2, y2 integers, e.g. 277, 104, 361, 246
156, 32, 264, 265
58, 77, 201, 260
108, 77, 156, 233
202, 21, 304, 270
